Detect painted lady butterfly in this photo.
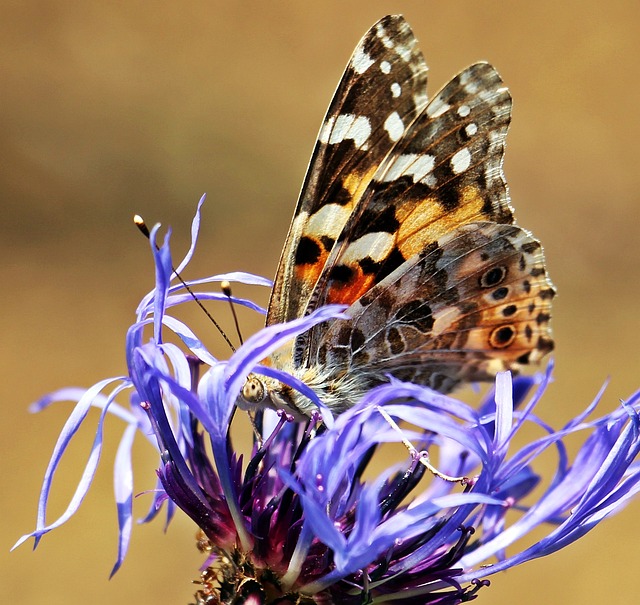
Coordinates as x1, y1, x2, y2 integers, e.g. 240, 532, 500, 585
240, 14, 555, 417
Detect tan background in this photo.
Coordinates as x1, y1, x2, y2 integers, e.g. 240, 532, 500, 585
3, 2, 639, 604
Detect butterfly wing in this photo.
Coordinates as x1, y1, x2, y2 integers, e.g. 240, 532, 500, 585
307, 62, 514, 314
267, 15, 429, 325
264, 17, 554, 411
296, 62, 534, 366
313, 222, 555, 402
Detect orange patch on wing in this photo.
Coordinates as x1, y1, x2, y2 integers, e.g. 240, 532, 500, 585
458, 185, 487, 213
397, 185, 487, 257
326, 271, 375, 305
294, 247, 328, 285
295, 262, 324, 285
342, 165, 378, 207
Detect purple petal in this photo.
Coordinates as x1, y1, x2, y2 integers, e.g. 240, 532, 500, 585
111, 422, 137, 576
174, 193, 206, 275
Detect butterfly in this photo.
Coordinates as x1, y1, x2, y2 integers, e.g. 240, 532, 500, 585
238, 14, 555, 418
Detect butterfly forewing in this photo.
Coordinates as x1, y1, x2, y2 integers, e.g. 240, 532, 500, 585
267, 15, 429, 325
307, 62, 515, 314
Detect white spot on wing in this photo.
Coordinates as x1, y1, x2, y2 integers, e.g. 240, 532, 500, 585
380, 60, 391, 74
342, 232, 395, 265
376, 24, 394, 49
319, 114, 371, 148
380, 153, 435, 182
394, 43, 412, 62
391, 82, 401, 98
384, 111, 405, 142
450, 148, 472, 174
432, 306, 462, 336
488, 130, 504, 148
306, 204, 351, 239
351, 47, 375, 74
426, 96, 450, 118
457, 104, 471, 117
465, 123, 478, 137
459, 69, 481, 94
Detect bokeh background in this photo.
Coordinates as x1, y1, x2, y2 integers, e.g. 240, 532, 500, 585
3, 2, 639, 604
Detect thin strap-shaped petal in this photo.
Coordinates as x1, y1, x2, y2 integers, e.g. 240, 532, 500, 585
138, 477, 170, 524
492, 371, 514, 457
13, 379, 130, 549
111, 422, 138, 576
164, 292, 267, 316
150, 225, 173, 344
174, 193, 206, 275
194, 271, 272, 288
29, 387, 104, 413
457, 399, 640, 576
161, 315, 217, 365
30, 385, 137, 426
136, 269, 271, 322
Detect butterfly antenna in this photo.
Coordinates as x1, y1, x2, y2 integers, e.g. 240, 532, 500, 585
221, 281, 244, 346
134, 214, 236, 353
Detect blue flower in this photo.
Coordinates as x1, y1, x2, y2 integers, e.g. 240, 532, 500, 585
15, 199, 640, 604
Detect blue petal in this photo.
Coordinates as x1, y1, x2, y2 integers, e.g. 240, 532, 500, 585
492, 372, 514, 455
111, 422, 137, 576
149, 224, 173, 344
174, 193, 206, 275
457, 387, 640, 580
14, 379, 131, 550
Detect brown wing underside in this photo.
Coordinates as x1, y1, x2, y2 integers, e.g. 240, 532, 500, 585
267, 15, 429, 325
294, 61, 519, 368
305, 62, 515, 315
313, 222, 555, 400
265, 15, 554, 399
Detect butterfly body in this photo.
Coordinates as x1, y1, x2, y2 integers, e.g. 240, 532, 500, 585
239, 15, 554, 418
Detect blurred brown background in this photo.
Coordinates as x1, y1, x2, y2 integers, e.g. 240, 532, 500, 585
3, 1, 639, 604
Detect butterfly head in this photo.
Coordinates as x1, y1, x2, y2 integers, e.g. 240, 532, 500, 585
239, 375, 267, 407
236, 373, 314, 421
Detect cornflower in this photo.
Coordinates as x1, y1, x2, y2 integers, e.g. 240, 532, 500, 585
15, 199, 640, 604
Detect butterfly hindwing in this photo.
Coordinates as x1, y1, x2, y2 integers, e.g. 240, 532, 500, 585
313, 222, 554, 400
267, 15, 429, 325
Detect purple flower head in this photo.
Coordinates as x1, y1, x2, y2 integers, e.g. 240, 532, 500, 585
15, 200, 640, 604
